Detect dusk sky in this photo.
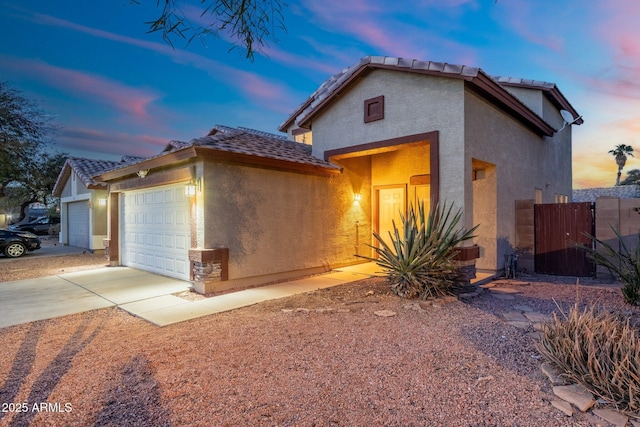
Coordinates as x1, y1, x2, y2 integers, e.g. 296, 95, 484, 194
1, 1, 639, 189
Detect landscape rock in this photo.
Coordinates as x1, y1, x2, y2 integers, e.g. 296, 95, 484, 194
551, 399, 573, 416
524, 312, 549, 323
553, 384, 597, 412
374, 310, 397, 317
541, 362, 566, 385
592, 408, 629, 427
479, 282, 496, 288
503, 311, 529, 322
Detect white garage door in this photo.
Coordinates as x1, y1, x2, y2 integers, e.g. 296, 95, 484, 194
121, 184, 191, 280
68, 201, 90, 248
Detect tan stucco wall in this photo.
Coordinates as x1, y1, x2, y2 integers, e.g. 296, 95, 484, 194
310, 68, 466, 218
201, 160, 372, 287
91, 189, 109, 235
464, 89, 572, 270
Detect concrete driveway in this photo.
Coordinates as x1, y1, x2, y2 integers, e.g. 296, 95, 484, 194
0, 267, 191, 329
0, 263, 384, 329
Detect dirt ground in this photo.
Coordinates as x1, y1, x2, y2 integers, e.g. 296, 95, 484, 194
1, 251, 639, 426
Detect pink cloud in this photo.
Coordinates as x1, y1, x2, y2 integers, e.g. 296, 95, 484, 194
0, 55, 160, 121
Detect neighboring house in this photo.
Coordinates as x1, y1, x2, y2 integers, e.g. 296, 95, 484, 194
52, 157, 140, 249
90, 56, 581, 294
573, 185, 640, 202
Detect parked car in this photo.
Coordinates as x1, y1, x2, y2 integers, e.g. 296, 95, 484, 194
0, 229, 41, 257
9, 216, 60, 235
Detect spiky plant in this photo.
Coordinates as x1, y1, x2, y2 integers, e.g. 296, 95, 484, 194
536, 304, 640, 411
583, 227, 640, 305
357, 201, 478, 299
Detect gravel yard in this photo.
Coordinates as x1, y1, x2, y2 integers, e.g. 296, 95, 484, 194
1, 248, 638, 426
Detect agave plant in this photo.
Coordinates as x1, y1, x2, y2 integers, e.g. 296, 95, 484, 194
358, 201, 478, 299
583, 227, 640, 305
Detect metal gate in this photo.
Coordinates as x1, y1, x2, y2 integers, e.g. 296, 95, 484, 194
534, 202, 595, 276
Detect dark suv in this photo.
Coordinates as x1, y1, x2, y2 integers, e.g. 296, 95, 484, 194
10, 217, 61, 235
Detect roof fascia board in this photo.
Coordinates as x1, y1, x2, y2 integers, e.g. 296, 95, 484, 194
52, 163, 72, 197
95, 147, 197, 181
194, 146, 341, 177
469, 74, 555, 136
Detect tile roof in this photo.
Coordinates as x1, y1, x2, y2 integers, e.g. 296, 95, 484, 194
96, 125, 340, 181
492, 76, 583, 124
66, 157, 124, 187
572, 186, 640, 202
279, 55, 580, 134
189, 125, 339, 170
52, 156, 142, 196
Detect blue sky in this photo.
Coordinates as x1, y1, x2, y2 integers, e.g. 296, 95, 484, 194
0, 0, 638, 188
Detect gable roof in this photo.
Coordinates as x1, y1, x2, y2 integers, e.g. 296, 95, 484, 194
493, 76, 583, 125
52, 157, 130, 196
279, 56, 581, 136
96, 126, 340, 181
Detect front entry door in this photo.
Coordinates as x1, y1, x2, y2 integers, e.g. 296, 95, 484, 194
377, 186, 406, 249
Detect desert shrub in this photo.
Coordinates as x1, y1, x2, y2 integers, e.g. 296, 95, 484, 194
536, 304, 640, 411
583, 227, 640, 305
357, 201, 478, 299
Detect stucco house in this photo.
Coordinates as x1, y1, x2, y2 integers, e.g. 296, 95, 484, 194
52, 157, 142, 249
90, 56, 581, 294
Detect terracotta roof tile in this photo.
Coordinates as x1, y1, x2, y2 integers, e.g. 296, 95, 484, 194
66, 157, 124, 187
189, 126, 340, 170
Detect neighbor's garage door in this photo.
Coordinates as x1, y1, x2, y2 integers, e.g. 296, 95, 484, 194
121, 184, 191, 280
68, 201, 90, 248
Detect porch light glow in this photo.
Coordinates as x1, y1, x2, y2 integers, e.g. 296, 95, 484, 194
354, 193, 361, 202
185, 179, 199, 197
98, 198, 107, 206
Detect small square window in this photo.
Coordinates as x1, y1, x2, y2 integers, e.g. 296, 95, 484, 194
364, 95, 384, 123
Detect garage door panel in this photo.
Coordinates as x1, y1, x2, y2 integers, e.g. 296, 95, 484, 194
68, 201, 90, 248
122, 184, 190, 280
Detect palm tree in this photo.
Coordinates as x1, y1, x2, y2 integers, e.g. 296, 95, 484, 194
609, 144, 634, 186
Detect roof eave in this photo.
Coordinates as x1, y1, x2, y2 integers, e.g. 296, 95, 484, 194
52, 162, 72, 197
496, 80, 583, 126
94, 147, 198, 182
194, 146, 342, 177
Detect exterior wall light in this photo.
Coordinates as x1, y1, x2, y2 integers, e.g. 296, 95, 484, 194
354, 193, 361, 202
98, 198, 107, 206
185, 178, 201, 197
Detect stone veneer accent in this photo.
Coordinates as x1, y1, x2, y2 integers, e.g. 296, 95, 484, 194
189, 248, 229, 294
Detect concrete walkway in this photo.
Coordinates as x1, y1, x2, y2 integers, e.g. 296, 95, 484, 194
0, 264, 385, 329
0, 263, 495, 328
